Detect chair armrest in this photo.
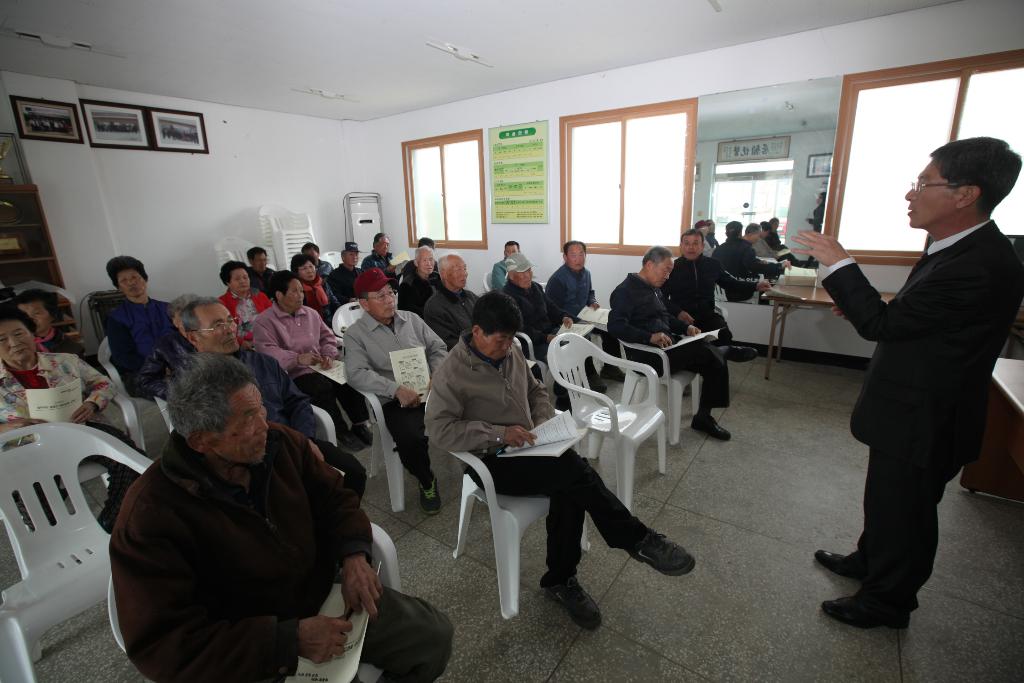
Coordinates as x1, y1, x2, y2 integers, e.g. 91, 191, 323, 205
514, 332, 535, 359
370, 522, 402, 592
311, 405, 337, 445
451, 451, 500, 507
618, 340, 671, 378
153, 396, 174, 432
593, 353, 660, 406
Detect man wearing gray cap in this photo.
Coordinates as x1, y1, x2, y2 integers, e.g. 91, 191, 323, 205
326, 241, 362, 304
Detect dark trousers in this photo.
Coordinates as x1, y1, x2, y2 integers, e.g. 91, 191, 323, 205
294, 373, 370, 434
691, 309, 733, 345
626, 340, 729, 414
313, 437, 366, 498
473, 449, 647, 587
595, 328, 622, 357
380, 402, 434, 487
846, 449, 962, 620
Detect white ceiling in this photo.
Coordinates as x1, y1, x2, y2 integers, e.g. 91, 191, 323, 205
0, 0, 954, 121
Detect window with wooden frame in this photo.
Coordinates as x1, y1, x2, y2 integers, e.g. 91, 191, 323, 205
560, 99, 698, 255
402, 129, 487, 249
826, 49, 1024, 265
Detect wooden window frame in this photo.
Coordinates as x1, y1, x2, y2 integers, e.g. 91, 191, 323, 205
827, 49, 1024, 266
401, 129, 488, 250
559, 98, 698, 256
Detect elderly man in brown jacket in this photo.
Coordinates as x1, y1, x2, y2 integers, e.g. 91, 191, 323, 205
425, 291, 696, 631
110, 353, 452, 683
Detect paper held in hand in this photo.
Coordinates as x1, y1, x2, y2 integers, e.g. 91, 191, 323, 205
390, 347, 430, 399
390, 250, 411, 270
498, 412, 585, 458
568, 323, 594, 337
25, 379, 81, 422
286, 583, 370, 683
314, 361, 347, 385
577, 307, 609, 325
664, 328, 720, 350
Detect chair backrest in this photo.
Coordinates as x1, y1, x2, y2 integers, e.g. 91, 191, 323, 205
12, 280, 76, 307
0, 423, 152, 579
97, 337, 129, 395
547, 333, 610, 418
258, 204, 315, 268
214, 236, 257, 267
332, 302, 364, 337
482, 272, 492, 293
321, 251, 342, 268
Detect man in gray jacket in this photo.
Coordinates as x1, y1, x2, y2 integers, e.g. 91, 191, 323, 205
424, 291, 695, 630
423, 253, 479, 350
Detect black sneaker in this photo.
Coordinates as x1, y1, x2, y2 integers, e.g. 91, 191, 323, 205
630, 530, 695, 576
419, 478, 441, 515
337, 430, 365, 452
544, 576, 602, 629
352, 423, 373, 447
724, 345, 758, 363
599, 365, 626, 382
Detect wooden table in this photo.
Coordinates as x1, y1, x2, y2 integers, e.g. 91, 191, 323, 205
960, 358, 1024, 501
763, 285, 894, 380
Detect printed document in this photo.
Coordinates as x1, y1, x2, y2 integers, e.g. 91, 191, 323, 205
577, 307, 610, 325
664, 328, 720, 350
26, 379, 81, 422
499, 412, 584, 458
314, 361, 347, 385
286, 583, 369, 683
568, 323, 594, 337
390, 347, 430, 399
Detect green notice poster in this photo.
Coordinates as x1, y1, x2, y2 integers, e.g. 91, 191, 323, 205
489, 121, 548, 223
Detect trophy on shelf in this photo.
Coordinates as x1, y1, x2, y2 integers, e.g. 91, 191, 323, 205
0, 138, 12, 183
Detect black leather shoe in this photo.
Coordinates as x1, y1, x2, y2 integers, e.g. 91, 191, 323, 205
821, 596, 908, 629
691, 414, 731, 440
724, 345, 758, 363
352, 423, 373, 447
814, 550, 866, 580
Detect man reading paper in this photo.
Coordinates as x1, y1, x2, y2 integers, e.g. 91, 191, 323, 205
425, 291, 695, 631
344, 268, 448, 514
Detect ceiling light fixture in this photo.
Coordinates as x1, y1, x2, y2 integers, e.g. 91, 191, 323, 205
0, 25, 124, 57
425, 40, 493, 68
290, 87, 358, 102
706, 0, 724, 12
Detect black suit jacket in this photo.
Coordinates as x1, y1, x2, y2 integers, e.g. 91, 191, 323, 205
823, 221, 1024, 469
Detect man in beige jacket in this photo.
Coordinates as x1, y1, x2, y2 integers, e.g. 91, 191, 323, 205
424, 291, 696, 630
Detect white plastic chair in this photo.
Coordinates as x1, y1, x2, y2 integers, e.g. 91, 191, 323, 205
97, 337, 160, 451
482, 272, 492, 293
548, 333, 665, 512
108, 522, 399, 683
214, 236, 257, 266
512, 333, 553, 394
321, 251, 342, 268
258, 204, 315, 268
0, 424, 151, 683
616, 339, 700, 447
332, 301, 364, 337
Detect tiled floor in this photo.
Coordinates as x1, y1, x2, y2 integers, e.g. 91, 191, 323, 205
4, 357, 1024, 682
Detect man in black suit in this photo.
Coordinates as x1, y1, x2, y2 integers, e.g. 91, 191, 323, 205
793, 137, 1023, 629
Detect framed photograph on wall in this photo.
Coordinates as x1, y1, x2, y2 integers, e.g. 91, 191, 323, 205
9, 96, 83, 144
807, 153, 833, 178
149, 108, 209, 153
0, 132, 32, 184
80, 100, 151, 150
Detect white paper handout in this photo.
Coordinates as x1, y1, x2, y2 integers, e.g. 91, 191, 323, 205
781, 266, 818, 287
498, 412, 585, 458
286, 583, 370, 683
314, 361, 347, 385
577, 307, 610, 325
568, 323, 594, 337
390, 347, 430, 399
663, 328, 720, 350
390, 250, 411, 269
26, 379, 81, 422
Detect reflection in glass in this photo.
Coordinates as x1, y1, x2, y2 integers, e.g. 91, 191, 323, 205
712, 160, 793, 231
412, 146, 445, 240
957, 67, 1024, 230
839, 78, 958, 252
571, 122, 621, 245
623, 113, 688, 247
442, 140, 482, 242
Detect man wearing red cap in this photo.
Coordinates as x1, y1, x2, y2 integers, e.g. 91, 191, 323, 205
344, 268, 449, 513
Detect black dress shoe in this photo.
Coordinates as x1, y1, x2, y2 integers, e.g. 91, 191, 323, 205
724, 345, 758, 363
352, 423, 374, 447
821, 596, 908, 629
814, 550, 866, 580
691, 414, 731, 440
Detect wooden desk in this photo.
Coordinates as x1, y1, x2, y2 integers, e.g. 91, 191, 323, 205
763, 285, 894, 380
960, 358, 1024, 502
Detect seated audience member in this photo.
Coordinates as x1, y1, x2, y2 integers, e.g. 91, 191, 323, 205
544, 240, 625, 385
663, 229, 767, 360
0, 305, 142, 531
104, 255, 175, 395
135, 294, 200, 399
425, 292, 695, 629
361, 232, 396, 274
218, 260, 272, 349
764, 217, 804, 266
291, 252, 340, 323
344, 268, 448, 513
711, 221, 788, 284
691, 220, 712, 257
246, 245, 276, 296
398, 246, 440, 317
490, 240, 519, 290
703, 220, 719, 252
752, 222, 777, 259
301, 241, 334, 278
139, 297, 366, 496
14, 288, 84, 356
326, 241, 362, 304
254, 271, 371, 453
110, 353, 452, 683
423, 253, 479, 350
400, 236, 438, 283
609, 246, 733, 441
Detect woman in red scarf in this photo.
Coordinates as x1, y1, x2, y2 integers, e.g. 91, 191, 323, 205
217, 260, 272, 349
290, 252, 340, 323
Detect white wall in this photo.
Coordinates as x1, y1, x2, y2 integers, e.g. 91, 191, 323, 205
0, 71, 348, 347
343, 0, 1024, 356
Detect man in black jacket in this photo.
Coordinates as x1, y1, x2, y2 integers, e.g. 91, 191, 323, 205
712, 221, 788, 288
793, 137, 1024, 630
608, 247, 732, 441
663, 228, 770, 361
